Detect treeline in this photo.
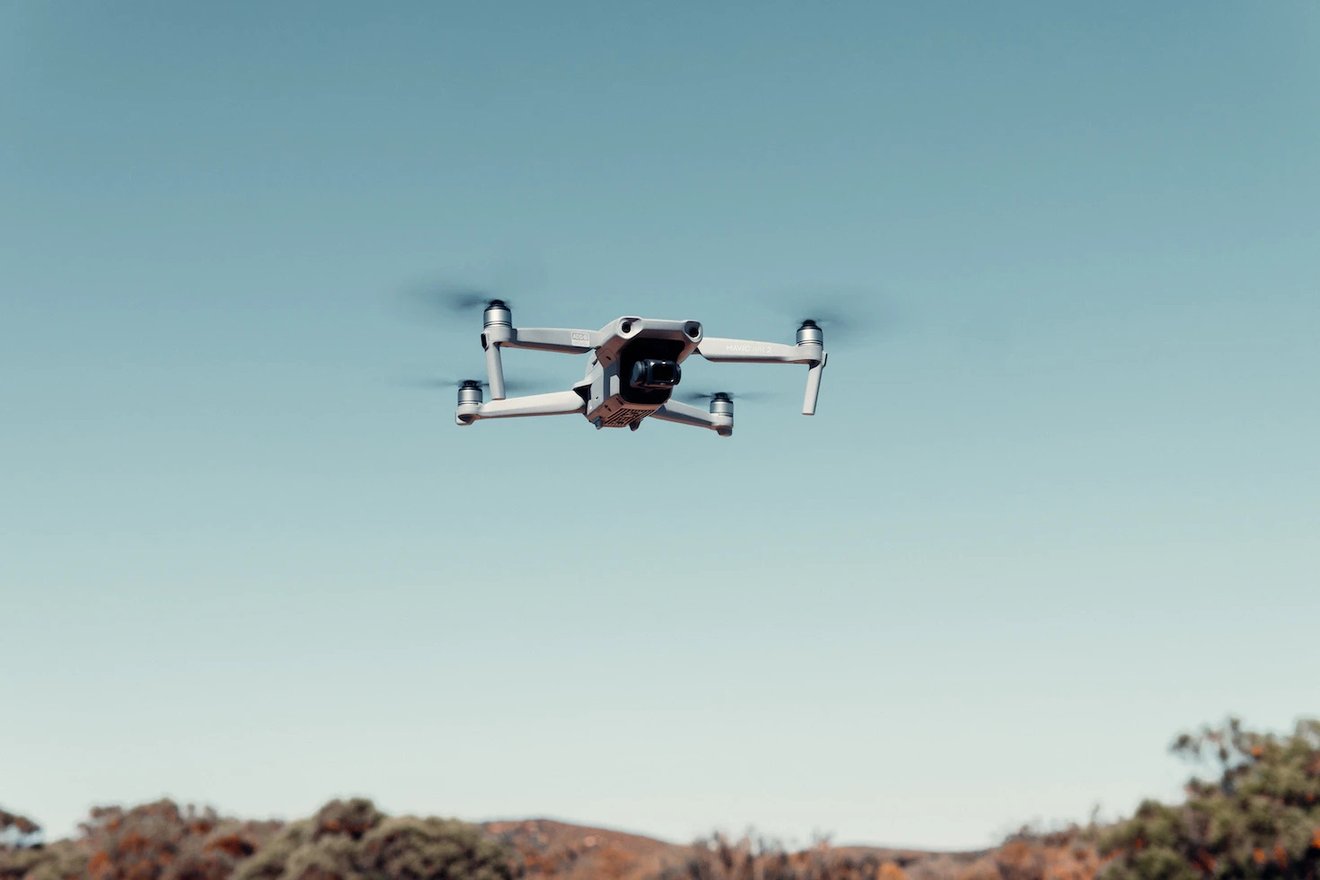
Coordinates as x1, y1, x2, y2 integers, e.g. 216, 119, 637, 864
0, 798, 515, 880
3, 718, 1319, 880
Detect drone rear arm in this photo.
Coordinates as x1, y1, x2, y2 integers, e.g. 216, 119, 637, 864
696, 336, 827, 415
482, 323, 600, 400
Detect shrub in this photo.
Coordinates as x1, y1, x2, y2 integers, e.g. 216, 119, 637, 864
233, 802, 517, 880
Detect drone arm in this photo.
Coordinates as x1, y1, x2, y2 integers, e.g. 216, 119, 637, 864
697, 337, 827, 416
695, 337, 806, 364
456, 390, 585, 425
480, 327, 598, 400
649, 400, 733, 437
500, 327, 601, 354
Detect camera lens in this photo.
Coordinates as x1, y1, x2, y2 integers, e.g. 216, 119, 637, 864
629, 359, 681, 390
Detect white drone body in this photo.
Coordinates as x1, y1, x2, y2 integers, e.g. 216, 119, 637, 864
455, 300, 827, 437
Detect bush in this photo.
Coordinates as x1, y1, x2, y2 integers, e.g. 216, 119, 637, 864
0, 841, 86, 880
0, 799, 515, 880
232, 801, 517, 880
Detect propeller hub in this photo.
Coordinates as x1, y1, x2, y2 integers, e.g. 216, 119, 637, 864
708, 392, 734, 417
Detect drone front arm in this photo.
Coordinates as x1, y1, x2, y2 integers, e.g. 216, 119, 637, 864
650, 400, 733, 437
696, 337, 827, 416
456, 390, 585, 425
695, 337, 807, 364
500, 327, 601, 354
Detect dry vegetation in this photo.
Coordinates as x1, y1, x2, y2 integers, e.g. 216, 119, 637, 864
4, 718, 1320, 880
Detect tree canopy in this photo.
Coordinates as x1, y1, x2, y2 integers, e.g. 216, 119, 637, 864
1101, 718, 1320, 880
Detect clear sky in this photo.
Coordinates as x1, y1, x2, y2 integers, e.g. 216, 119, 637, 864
2, 0, 1318, 851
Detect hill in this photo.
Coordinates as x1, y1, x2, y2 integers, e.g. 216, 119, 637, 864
480, 817, 1092, 880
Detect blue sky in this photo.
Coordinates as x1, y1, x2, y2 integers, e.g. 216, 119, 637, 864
2, 1, 1318, 850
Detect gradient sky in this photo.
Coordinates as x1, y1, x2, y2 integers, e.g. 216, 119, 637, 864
2, 1, 1318, 851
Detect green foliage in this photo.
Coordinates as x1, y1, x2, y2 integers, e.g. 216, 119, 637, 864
230, 801, 518, 880
359, 816, 516, 880
1101, 718, 1320, 880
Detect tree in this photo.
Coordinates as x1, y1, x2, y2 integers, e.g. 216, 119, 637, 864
1101, 718, 1320, 880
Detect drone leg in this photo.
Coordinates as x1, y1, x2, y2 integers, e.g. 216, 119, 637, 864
484, 342, 506, 399
802, 353, 826, 415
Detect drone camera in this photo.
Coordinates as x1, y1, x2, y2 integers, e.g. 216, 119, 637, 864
629, 359, 681, 390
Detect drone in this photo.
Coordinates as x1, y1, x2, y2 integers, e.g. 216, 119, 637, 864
451, 299, 827, 437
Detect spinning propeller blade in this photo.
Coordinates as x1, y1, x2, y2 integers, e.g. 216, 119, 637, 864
394, 375, 546, 393
771, 284, 895, 344
398, 256, 546, 324
678, 390, 783, 404
405, 284, 513, 319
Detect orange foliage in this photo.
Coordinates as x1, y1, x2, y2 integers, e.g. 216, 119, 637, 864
878, 861, 909, 880
87, 850, 112, 880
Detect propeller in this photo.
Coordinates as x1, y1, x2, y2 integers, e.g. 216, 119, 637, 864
770, 284, 894, 344
394, 375, 548, 394
403, 283, 513, 320
677, 390, 784, 404
398, 255, 547, 325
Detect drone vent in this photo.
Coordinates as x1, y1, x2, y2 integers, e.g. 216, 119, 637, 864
599, 408, 641, 428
